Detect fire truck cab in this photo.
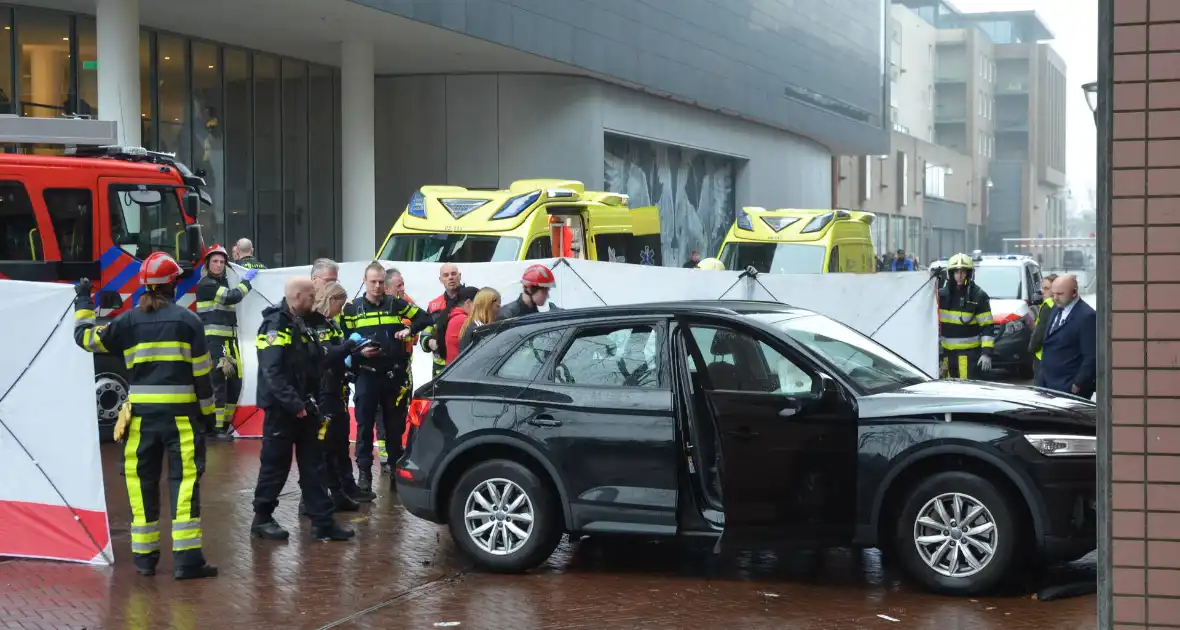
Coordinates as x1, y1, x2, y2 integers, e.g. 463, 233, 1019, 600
0, 117, 207, 439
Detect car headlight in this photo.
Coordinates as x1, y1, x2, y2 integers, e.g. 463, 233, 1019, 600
1005, 319, 1026, 334
1024, 434, 1097, 456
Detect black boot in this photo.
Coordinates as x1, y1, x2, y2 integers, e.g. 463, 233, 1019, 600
358, 470, 373, 494
133, 552, 159, 577
175, 563, 219, 580
251, 518, 290, 541
332, 491, 361, 512
312, 522, 356, 542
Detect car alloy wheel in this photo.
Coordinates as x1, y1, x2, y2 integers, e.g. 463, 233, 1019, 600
463, 477, 535, 556
913, 491, 998, 579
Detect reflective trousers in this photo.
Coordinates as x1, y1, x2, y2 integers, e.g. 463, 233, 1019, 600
353, 370, 409, 474
208, 337, 242, 432
123, 414, 208, 572
320, 411, 361, 496
943, 348, 982, 380
252, 408, 334, 528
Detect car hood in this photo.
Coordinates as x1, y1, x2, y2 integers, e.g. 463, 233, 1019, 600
989, 298, 1032, 320
857, 379, 1096, 421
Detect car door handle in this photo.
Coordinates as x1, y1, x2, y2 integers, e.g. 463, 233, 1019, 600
527, 415, 562, 428
726, 427, 759, 440
778, 407, 798, 418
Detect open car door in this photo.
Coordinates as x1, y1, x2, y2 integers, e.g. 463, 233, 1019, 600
679, 319, 858, 547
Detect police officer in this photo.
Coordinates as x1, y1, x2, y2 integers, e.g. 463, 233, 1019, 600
1028, 273, 1058, 378
194, 244, 257, 438
939, 253, 995, 379
499, 264, 556, 319
304, 280, 371, 507
73, 253, 218, 580
250, 277, 354, 542
341, 262, 432, 494
420, 263, 466, 378
376, 267, 415, 473
233, 238, 268, 270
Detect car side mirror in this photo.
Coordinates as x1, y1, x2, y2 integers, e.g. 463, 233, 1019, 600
811, 372, 841, 401
97, 289, 123, 310
183, 191, 200, 221
184, 224, 202, 264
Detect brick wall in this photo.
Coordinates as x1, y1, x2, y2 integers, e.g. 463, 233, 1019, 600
1111, 0, 1180, 627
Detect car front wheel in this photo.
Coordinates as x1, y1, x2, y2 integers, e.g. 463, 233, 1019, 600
447, 459, 562, 573
894, 471, 1019, 595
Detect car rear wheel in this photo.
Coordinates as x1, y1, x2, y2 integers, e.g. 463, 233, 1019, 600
447, 459, 562, 573
894, 471, 1019, 595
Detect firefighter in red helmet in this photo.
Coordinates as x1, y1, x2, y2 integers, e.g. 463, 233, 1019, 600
498, 264, 557, 320
195, 243, 257, 438
72, 252, 218, 580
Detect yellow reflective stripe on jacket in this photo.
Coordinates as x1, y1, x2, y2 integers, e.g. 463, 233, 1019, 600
81, 326, 108, 353
74, 308, 96, 326
343, 313, 404, 327
256, 330, 293, 349
192, 352, 213, 377
128, 384, 198, 404
940, 336, 982, 350
196, 301, 235, 314
214, 283, 250, 305
974, 311, 994, 327
123, 341, 193, 368
204, 324, 237, 338
939, 309, 976, 324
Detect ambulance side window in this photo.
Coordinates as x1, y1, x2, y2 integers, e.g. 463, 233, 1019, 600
43, 189, 93, 262
525, 235, 551, 260
0, 181, 42, 261
827, 246, 841, 272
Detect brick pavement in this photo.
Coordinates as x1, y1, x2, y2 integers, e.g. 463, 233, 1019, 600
0, 441, 1097, 629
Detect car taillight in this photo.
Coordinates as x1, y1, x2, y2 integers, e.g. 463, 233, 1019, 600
402, 398, 434, 449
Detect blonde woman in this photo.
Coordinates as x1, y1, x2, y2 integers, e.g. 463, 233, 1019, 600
302, 281, 374, 507
458, 288, 502, 355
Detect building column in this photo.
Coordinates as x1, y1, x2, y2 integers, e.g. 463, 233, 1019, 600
96, 0, 141, 146
340, 39, 375, 261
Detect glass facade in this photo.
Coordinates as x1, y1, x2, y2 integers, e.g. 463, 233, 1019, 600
0, 5, 341, 266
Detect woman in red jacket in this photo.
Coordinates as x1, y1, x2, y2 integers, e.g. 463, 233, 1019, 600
444, 286, 481, 363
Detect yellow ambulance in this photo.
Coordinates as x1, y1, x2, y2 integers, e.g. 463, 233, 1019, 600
717, 207, 877, 274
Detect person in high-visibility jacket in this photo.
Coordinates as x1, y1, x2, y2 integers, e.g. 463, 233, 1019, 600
938, 253, 995, 380
194, 244, 257, 438
420, 263, 466, 378
375, 268, 417, 473
1028, 273, 1058, 379
72, 252, 218, 580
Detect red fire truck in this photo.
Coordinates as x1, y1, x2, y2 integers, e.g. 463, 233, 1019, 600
0, 117, 208, 439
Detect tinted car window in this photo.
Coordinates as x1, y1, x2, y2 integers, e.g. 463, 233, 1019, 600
553, 325, 659, 388
686, 325, 813, 396
495, 330, 565, 381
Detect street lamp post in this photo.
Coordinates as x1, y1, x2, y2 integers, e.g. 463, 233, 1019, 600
1083, 81, 1098, 125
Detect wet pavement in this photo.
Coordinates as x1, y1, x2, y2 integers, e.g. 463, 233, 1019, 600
3, 417, 1097, 629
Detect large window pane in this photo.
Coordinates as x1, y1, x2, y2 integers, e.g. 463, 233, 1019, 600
192, 42, 223, 246
253, 54, 281, 267
0, 11, 12, 115
156, 35, 189, 162
75, 18, 97, 117
281, 59, 307, 265
308, 65, 335, 261
223, 49, 252, 252
16, 8, 71, 119
140, 32, 152, 147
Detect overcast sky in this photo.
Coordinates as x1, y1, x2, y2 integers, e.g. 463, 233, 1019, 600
950, 0, 1098, 207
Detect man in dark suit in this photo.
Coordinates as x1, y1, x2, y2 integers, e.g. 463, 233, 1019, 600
1035, 274, 1097, 399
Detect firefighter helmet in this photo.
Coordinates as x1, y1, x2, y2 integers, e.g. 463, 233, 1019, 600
697, 258, 725, 271
947, 253, 974, 271
139, 252, 182, 288
204, 244, 229, 265
521, 264, 556, 289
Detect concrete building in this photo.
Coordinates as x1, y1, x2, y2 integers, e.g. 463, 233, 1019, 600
890, 3, 938, 142
0, 0, 893, 268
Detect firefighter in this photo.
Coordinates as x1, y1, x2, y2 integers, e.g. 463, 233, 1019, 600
250, 277, 354, 542
498, 264, 557, 319
72, 253, 218, 580
376, 268, 416, 473
304, 280, 370, 508
233, 238, 268, 270
340, 262, 432, 494
939, 253, 995, 379
194, 244, 257, 439
419, 263, 466, 378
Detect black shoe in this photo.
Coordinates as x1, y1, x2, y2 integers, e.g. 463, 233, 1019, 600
348, 486, 376, 502
251, 519, 290, 540
175, 563, 218, 580
332, 492, 361, 512
136, 566, 156, 576
358, 470, 373, 493
312, 523, 356, 542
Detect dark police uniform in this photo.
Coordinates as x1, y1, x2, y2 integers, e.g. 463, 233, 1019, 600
304, 311, 370, 504
73, 291, 217, 577
236, 256, 267, 270
376, 297, 419, 472
251, 300, 339, 536
194, 270, 252, 434
939, 282, 995, 379
341, 293, 431, 490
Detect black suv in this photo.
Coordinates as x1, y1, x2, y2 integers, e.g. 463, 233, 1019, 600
395, 301, 1096, 595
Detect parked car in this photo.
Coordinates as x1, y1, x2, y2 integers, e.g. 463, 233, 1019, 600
930, 255, 1046, 378
395, 301, 1096, 596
